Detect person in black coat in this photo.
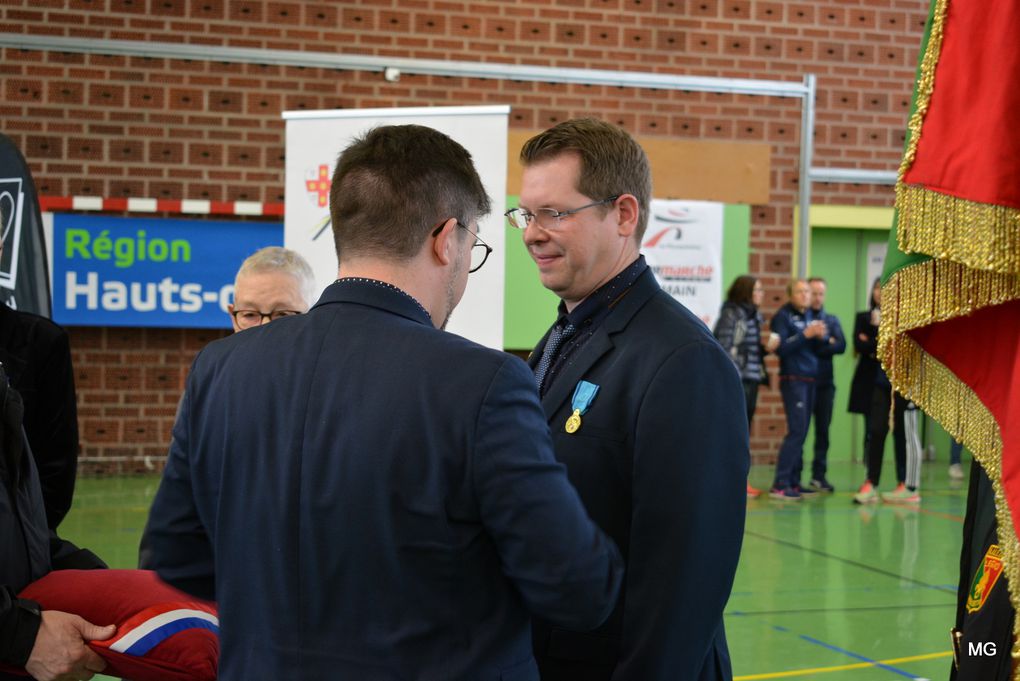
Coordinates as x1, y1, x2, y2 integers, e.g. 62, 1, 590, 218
847, 279, 882, 424
0, 303, 79, 531
848, 278, 922, 504
0, 364, 111, 681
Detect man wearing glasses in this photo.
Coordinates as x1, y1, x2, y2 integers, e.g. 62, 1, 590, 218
510, 118, 747, 681
143, 124, 622, 681
227, 246, 316, 332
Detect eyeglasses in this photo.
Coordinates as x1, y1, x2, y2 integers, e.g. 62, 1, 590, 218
503, 195, 620, 231
232, 309, 302, 329
431, 220, 493, 273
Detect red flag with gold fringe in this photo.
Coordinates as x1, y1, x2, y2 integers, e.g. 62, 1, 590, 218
879, 0, 1020, 669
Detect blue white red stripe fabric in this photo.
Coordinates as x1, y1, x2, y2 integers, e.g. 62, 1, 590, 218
95, 602, 219, 656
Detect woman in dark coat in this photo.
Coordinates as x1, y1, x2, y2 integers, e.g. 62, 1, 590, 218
714, 275, 779, 498
847, 278, 882, 424
848, 278, 923, 504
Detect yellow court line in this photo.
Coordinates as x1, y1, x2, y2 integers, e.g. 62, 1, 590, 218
734, 650, 952, 680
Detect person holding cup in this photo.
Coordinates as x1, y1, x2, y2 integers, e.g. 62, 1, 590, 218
768, 278, 828, 500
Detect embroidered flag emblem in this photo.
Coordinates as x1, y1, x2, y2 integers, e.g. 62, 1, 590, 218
966, 544, 1004, 614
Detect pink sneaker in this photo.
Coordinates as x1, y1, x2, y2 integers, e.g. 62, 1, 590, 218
853, 481, 877, 504
883, 483, 921, 504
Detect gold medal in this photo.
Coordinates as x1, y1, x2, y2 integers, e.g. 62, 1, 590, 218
565, 408, 582, 434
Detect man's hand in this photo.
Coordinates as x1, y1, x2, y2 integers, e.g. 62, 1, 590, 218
25, 611, 115, 681
804, 320, 826, 338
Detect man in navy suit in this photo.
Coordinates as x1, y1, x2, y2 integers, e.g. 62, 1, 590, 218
508, 118, 748, 681
143, 124, 623, 681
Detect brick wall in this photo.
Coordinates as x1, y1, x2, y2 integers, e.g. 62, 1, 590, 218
68, 325, 230, 474
0, 0, 927, 472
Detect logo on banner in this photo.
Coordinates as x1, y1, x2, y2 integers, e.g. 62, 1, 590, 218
0, 178, 24, 290
0, 132, 53, 314
305, 164, 331, 208
640, 200, 723, 328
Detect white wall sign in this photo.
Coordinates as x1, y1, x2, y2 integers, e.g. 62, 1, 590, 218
641, 199, 724, 329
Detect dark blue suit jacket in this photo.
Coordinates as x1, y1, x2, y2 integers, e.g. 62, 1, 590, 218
143, 279, 623, 681
530, 269, 748, 681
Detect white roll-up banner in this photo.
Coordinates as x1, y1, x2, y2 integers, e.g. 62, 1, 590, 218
283, 106, 508, 349
641, 199, 724, 329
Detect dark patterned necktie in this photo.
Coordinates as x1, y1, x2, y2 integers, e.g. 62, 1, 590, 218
534, 322, 576, 392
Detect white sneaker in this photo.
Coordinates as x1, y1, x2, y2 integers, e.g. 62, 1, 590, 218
949, 463, 964, 479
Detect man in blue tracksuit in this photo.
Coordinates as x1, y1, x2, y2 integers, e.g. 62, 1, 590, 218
808, 277, 846, 493
770, 278, 827, 500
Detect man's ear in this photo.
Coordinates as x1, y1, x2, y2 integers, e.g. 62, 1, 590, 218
615, 194, 639, 239
227, 303, 240, 332
431, 217, 458, 266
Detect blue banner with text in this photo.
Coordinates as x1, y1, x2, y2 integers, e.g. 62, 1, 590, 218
52, 214, 282, 328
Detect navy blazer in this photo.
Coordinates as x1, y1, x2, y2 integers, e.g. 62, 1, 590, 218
529, 269, 748, 681
143, 279, 623, 681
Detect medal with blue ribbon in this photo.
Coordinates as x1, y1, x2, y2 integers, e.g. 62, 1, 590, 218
565, 380, 599, 434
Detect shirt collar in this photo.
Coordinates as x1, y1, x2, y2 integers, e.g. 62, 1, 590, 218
555, 255, 648, 329
319, 277, 433, 325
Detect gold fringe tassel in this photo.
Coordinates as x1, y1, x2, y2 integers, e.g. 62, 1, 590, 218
896, 184, 1020, 275
881, 329, 1020, 662
878, 257, 1020, 335
897, 0, 950, 180
880, 259, 1020, 664
891, 0, 1020, 666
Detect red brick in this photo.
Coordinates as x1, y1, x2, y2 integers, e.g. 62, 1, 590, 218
266, 2, 300, 23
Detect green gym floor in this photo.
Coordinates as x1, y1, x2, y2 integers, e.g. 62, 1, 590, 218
61, 459, 966, 681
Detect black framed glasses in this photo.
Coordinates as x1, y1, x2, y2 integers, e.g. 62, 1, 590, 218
503, 195, 620, 230
232, 309, 302, 329
431, 220, 493, 273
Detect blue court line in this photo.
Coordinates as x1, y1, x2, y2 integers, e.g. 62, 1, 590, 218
768, 625, 918, 679
743, 530, 956, 594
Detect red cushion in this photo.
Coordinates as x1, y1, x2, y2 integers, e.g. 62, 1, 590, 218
12, 570, 218, 681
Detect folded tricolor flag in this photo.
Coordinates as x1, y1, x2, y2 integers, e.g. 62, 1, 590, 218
10, 569, 219, 681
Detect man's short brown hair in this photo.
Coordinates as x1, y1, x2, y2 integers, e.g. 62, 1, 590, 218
786, 278, 808, 297
520, 118, 652, 240
329, 124, 491, 263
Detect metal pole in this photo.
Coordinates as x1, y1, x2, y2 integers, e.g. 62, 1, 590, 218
0, 34, 810, 99
797, 74, 817, 278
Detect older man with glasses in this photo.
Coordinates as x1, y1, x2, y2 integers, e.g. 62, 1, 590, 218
227, 246, 316, 332
509, 118, 747, 681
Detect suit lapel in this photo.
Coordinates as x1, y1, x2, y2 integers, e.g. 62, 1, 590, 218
538, 268, 662, 418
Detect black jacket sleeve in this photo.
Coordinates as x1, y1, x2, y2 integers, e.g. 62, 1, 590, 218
27, 329, 80, 531
0, 587, 41, 667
